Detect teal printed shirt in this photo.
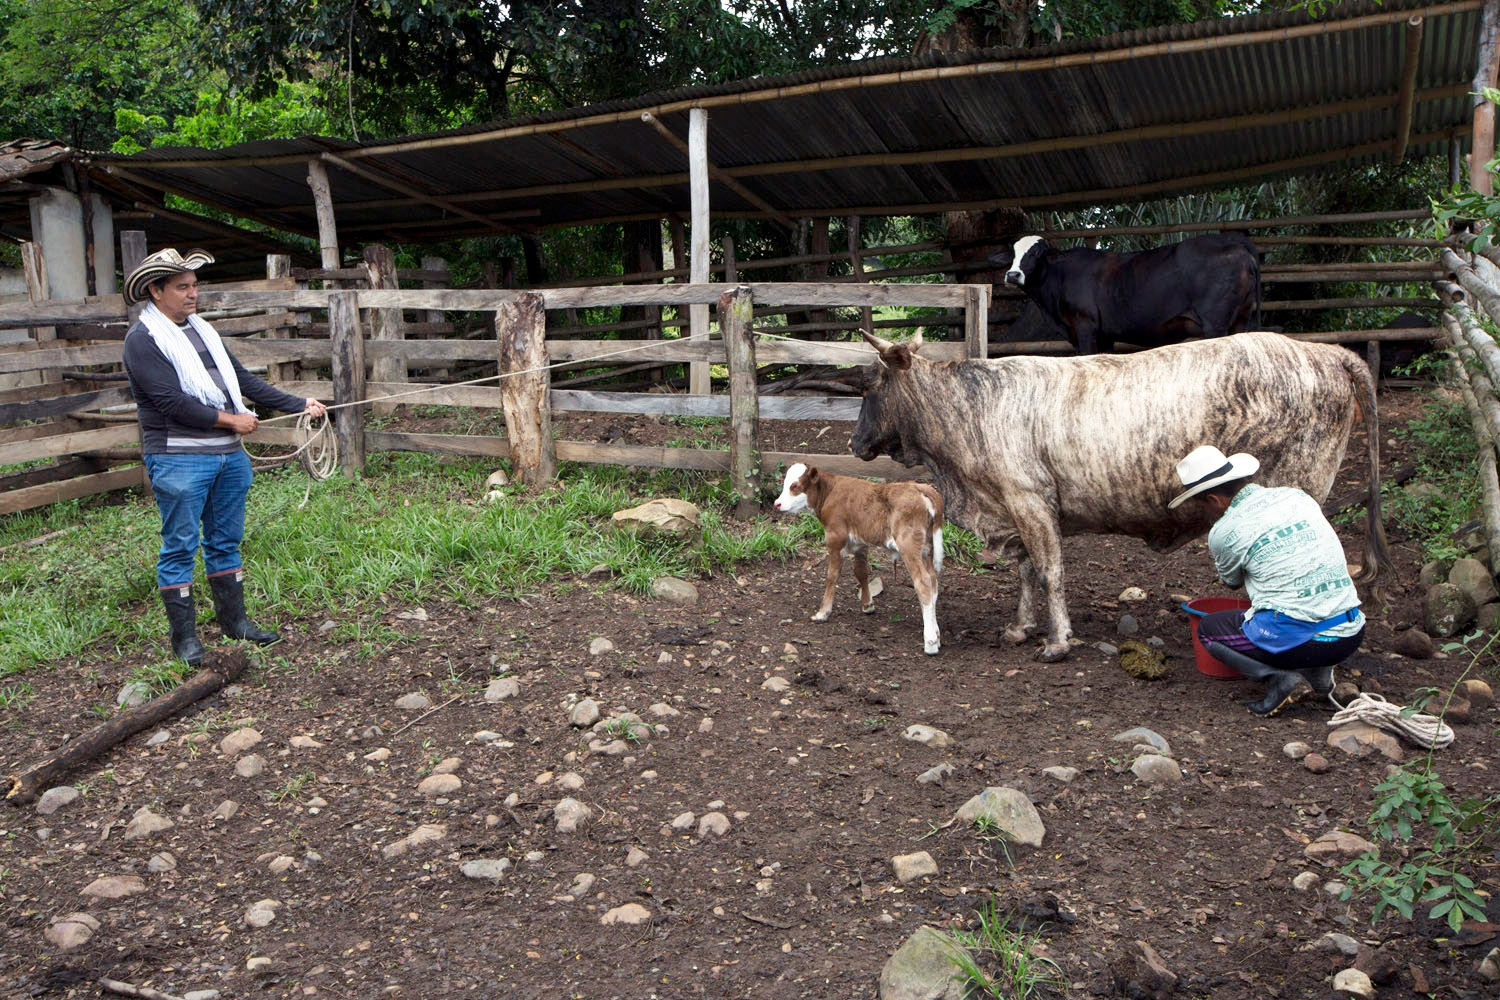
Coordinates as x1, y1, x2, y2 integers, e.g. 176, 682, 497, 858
1207, 484, 1363, 636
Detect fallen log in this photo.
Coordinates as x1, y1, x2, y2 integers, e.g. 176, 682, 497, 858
5, 648, 249, 805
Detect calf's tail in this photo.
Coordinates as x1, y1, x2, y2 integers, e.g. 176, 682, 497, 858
1345, 352, 1392, 602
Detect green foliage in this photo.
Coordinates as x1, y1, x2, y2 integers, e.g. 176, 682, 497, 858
947, 898, 1066, 1000
114, 83, 336, 153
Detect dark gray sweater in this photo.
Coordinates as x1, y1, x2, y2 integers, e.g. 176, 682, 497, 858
122, 319, 306, 455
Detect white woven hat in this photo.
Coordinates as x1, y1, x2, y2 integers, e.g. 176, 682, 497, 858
1168, 445, 1259, 509
123, 248, 214, 305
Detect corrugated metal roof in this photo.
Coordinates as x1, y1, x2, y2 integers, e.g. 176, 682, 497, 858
92, 0, 1482, 246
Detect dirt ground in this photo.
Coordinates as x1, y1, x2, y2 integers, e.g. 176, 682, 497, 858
2, 388, 1498, 1000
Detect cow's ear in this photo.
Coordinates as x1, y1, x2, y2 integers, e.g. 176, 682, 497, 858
803, 467, 820, 487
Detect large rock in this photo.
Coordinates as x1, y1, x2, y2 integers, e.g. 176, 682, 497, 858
123, 806, 175, 841
1131, 754, 1182, 785
892, 851, 938, 883
953, 787, 1045, 847
1424, 583, 1476, 638
1448, 557, 1498, 608
44, 912, 100, 952
1458, 678, 1494, 712
650, 577, 699, 606
1305, 830, 1377, 866
878, 926, 970, 1000
1327, 722, 1404, 762
36, 786, 80, 816
1393, 628, 1434, 660
1332, 967, 1375, 998
611, 499, 702, 542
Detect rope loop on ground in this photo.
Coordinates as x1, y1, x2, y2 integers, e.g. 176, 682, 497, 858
1327, 691, 1456, 750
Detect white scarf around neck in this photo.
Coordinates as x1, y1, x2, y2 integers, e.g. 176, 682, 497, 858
139, 302, 247, 414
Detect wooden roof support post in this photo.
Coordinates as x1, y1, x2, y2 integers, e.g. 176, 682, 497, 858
19, 242, 57, 387
721, 285, 760, 519
688, 107, 711, 396
328, 290, 366, 473
306, 159, 341, 269
363, 244, 405, 417
1473, 0, 1500, 194
1392, 17, 1425, 162
640, 113, 798, 232
846, 216, 875, 340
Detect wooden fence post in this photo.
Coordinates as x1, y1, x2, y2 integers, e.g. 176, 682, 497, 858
422, 256, 450, 380
329, 291, 365, 473
965, 284, 990, 359
363, 244, 404, 415
19, 243, 55, 388
497, 291, 555, 485
266, 254, 297, 385
119, 231, 148, 327
721, 285, 760, 518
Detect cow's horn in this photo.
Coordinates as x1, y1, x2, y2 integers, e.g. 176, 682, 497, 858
861, 329, 895, 354
911, 328, 924, 348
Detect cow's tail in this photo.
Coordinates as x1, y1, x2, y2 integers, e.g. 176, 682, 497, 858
1251, 253, 1264, 330
1345, 352, 1392, 602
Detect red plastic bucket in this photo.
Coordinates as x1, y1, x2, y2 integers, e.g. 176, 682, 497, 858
1182, 597, 1253, 679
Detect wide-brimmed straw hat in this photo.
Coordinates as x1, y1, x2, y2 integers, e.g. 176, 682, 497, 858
123, 248, 214, 305
1168, 445, 1260, 509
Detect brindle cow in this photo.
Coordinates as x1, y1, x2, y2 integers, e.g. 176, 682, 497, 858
850, 331, 1389, 661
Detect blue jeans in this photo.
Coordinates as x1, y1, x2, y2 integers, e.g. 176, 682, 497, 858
144, 451, 253, 588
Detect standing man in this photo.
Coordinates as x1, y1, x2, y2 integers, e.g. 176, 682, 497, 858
1169, 445, 1366, 717
122, 248, 327, 665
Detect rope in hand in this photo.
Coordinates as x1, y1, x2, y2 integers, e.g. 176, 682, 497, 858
1326, 691, 1455, 750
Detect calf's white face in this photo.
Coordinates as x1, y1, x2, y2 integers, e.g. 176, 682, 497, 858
774, 463, 811, 513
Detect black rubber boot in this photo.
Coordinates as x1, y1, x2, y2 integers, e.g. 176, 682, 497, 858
209, 572, 282, 646
160, 586, 204, 666
1297, 664, 1336, 695
1205, 642, 1313, 717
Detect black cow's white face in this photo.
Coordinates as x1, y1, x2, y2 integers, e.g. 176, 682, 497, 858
987, 235, 1048, 287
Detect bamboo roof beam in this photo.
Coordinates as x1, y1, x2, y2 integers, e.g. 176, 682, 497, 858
1393, 16, 1426, 162
640, 112, 797, 232
318, 153, 527, 238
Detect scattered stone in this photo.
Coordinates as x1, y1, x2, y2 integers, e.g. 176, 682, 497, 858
124, 806, 175, 841
36, 786, 79, 816
1332, 680, 1362, 704
762, 675, 791, 693
1316, 932, 1361, 956
651, 577, 699, 606
472, 731, 507, 744
954, 787, 1045, 847
601, 902, 652, 925
1424, 582, 1476, 638
1478, 947, 1500, 982
556, 772, 585, 791
917, 762, 955, 785
210, 800, 239, 822
460, 859, 512, 881
431, 756, 462, 775
1305, 830, 1378, 866
235, 754, 266, 778
1448, 557, 1498, 607
147, 852, 177, 873
1292, 871, 1321, 892
1354, 945, 1401, 985
1323, 880, 1349, 898
244, 899, 281, 928
382, 823, 446, 859
1458, 678, 1494, 712
587, 738, 630, 755
81, 875, 146, 899
145, 729, 170, 748
1113, 727, 1171, 756
569, 873, 595, 898
485, 469, 509, 490
588, 637, 615, 656
246, 956, 273, 974
1327, 722, 1404, 762
1393, 628, 1434, 659
1418, 559, 1449, 589
485, 676, 520, 702
1445, 698, 1473, 725
418, 774, 462, 798
648, 702, 680, 718
1117, 614, 1139, 637
1303, 753, 1332, 774
1041, 766, 1079, 784
1282, 741, 1312, 760
289, 735, 323, 749
116, 682, 150, 709
697, 718, 714, 733
219, 727, 263, 756
1112, 940, 1177, 1000
1332, 967, 1375, 998
1131, 754, 1181, 785
670, 811, 696, 831
1118, 586, 1148, 602
184, 992, 221, 1000
902, 724, 953, 748
878, 926, 970, 1000
1094, 641, 1119, 656
611, 498, 701, 542
267, 856, 295, 875
554, 797, 591, 833
363, 748, 391, 763
892, 851, 938, 883
44, 912, 100, 951
697, 812, 731, 838
394, 692, 432, 711
625, 847, 649, 868
571, 698, 601, 727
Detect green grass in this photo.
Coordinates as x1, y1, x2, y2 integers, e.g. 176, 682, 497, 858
947, 898, 1066, 1000
0, 456, 818, 677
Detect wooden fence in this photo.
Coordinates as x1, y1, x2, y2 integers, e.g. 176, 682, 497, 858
1436, 241, 1500, 561
0, 210, 1448, 517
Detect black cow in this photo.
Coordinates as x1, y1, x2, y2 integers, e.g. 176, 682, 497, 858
987, 233, 1261, 355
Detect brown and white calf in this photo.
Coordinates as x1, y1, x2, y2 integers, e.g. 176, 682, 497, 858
773, 463, 945, 654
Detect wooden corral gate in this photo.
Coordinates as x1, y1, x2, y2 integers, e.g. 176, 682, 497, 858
0, 212, 1450, 518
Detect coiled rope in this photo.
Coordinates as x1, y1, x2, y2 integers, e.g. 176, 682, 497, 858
1326, 691, 1456, 750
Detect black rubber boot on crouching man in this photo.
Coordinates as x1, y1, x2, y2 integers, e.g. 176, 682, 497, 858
209, 572, 283, 646
1205, 641, 1313, 717
160, 585, 204, 666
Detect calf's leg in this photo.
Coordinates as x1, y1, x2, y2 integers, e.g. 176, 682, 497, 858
852, 549, 875, 613
813, 532, 845, 621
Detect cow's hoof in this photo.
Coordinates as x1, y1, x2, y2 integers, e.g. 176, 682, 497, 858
811, 611, 831, 622
1034, 642, 1070, 663
924, 641, 940, 655
1003, 625, 1035, 644
861, 603, 876, 615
